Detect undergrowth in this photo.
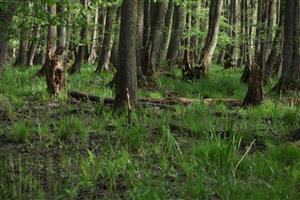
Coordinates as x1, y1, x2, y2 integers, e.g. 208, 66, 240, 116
0, 65, 299, 199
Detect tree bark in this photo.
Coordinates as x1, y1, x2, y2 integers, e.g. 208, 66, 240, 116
224, 0, 240, 69
265, 0, 284, 81
110, 8, 121, 69
88, 5, 99, 64
96, 7, 115, 73
167, 4, 185, 69
14, 30, 28, 66
0, 2, 15, 79
136, 0, 146, 83
46, 47, 66, 95
36, 3, 57, 76
243, 63, 264, 106
114, 0, 138, 109
195, 0, 223, 78
158, 1, 174, 68
27, 25, 40, 67
273, 0, 300, 93
68, 0, 90, 74
148, 1, 167, 75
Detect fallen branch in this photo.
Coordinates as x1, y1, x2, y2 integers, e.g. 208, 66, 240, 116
68, 91, 243, 108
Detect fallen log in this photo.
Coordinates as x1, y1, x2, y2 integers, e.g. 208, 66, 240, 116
68, 91, 101, 102
68, 91, 243, 108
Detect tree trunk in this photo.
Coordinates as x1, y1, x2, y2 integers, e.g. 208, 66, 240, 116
114, 0, 138, 109
96, 7, 115, 73
273, 0, 300, 93
265, 0, 284, 81
88, 5, 99, 64
243, 63, 264, 106
136, 0, 146, 84
27, 25, 40, 67
68, 0, 90, 74
195, 0, 223, 78
36, 3, 57, 76
148, 2, 167, 75
166, 4, 185, 69
58, 2, 67, 49
14, 30, 28, 66
110, 8, 121, 69
224, 0, 240, 69
158, 1, 174, 68
45, 47, 66, 95
0, 3, 15, 79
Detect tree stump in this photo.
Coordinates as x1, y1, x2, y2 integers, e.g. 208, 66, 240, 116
46, 47, 65, 95
243, 63, 263, 106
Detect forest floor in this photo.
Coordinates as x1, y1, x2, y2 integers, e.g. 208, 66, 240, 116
0, 65, 299, 199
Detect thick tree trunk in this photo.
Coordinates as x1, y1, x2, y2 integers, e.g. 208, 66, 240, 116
36, 3, 57, 76
158, 1, 174, 68
0, 3, 14, 79
148, 2, 167, 75
197, 0, 223, 77
45, 47, 66, 95
167, 4, 185, 69
114, 0, 138, 109
57, 2, 67, 50
47, 3, 57, 55
96, 7, 115, 73
265, 0, 284, 81
243, 63, 264, 106
273, 0, 300, 93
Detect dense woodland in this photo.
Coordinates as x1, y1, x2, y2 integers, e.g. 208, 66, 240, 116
0, 0, 300, 199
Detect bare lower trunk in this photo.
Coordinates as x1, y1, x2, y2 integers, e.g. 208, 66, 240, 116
148, 2, 167, 75
114, 0, 138, 109
265, 0, 284, 81
273, 0, 300, 92
167, 4, 185, 69
184, 0, 223, 80
14, 32, 28, 66
243, 63, 264, 106
0, 3, 14, 78
36, 3, 57, 76
88, 5, 99, 64
68, 0, 90, 74
158, 1, 174, 68
45, 47, 66, 95
96, 7, 114, 73
27, 25, 40, 66
197, 0, 223, 77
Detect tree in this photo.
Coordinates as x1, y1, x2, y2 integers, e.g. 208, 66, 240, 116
167, 3, 185, 69
114, 0, 138, 109
183, 0, 223, 80
95, 6, 115, 73
273, 0, 300, 93
197, 0, 223, 77
68, 0, 90, 74
0, 1, 15, 79
36, 2, 58, 76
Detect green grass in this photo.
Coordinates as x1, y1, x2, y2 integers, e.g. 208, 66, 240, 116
0, 64, 299, 199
